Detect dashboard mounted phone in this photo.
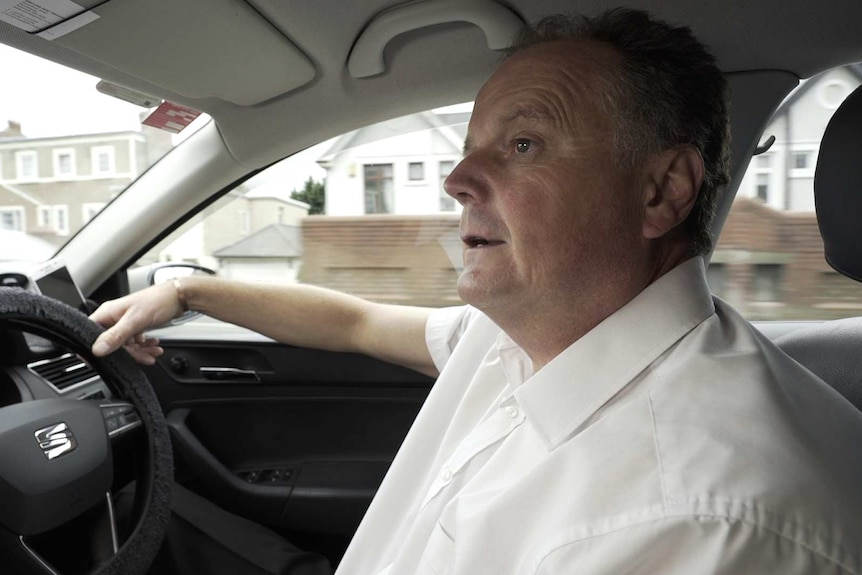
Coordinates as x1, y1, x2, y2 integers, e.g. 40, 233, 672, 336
0, 258, 88, 313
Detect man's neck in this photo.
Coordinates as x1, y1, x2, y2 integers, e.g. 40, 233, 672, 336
492, 249, 693, 373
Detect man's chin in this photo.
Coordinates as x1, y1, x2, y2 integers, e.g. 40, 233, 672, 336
457, 271, 504, 309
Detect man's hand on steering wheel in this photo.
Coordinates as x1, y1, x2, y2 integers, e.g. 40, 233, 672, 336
89, 282, 183, 365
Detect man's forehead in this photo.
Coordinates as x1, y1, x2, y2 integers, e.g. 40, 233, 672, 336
463, 45, 614, 143
492, 104, 556, 125
475, 40, 615, 108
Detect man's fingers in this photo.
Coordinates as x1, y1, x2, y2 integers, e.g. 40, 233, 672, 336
92, 310, 147, 357
126, 346, 159, 365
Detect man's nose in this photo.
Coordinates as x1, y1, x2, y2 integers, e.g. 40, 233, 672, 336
443, 153, 489, 205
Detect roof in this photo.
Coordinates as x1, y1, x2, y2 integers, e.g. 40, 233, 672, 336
0, 182, 41, 205
244, 182, 311, 208
318, 110, 467, 164
0, 130, 143, 145
213, 223, 302, 258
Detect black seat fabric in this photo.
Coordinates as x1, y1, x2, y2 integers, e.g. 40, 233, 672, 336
815, 83, 862, 281
771, 83, 862, 410
775, 318, 862, 410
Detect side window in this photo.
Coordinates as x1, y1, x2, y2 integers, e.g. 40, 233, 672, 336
713, 64, 862, 320
133, 104, 471, 308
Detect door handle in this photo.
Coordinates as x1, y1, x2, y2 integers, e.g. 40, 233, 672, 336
199, 367, 261, 382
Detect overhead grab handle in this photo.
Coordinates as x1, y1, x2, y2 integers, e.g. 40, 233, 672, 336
348, 0, 525, 78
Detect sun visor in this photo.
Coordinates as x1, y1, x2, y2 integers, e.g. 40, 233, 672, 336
49, 0, 315, 106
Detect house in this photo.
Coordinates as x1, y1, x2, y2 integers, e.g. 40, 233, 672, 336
0, 120, 172, 246
317, 110, 469, 216
213, 223, 303, 283
157, 181, 310, 274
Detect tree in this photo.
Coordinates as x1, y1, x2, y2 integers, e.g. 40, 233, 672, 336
290, 177, 325, 215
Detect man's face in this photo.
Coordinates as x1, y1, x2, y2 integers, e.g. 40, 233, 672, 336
445, 40, 647, 322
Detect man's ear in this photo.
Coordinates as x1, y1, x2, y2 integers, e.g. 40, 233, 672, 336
642, 146, 704, 240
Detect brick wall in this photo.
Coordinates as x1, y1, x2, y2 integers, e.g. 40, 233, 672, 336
716, 198, 862, 319
300, 214, 463, 308
299, 201, 862, 319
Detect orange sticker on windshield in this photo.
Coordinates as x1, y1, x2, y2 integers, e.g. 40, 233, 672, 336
142, 102, 201, 134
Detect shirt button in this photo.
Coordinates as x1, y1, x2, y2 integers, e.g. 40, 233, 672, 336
440, 468, 453, 483
505, 405, 520, 419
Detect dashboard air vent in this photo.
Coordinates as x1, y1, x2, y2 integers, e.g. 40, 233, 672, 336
29, 353, 99, 391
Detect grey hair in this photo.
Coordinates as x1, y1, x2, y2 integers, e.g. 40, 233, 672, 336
508, 9, 731, 256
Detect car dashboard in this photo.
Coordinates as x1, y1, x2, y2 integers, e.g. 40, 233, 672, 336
0, 259, 114, 408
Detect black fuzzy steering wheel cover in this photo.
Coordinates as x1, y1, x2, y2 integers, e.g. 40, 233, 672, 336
0, 288, 173, 575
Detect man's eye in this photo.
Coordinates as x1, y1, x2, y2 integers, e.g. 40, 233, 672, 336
514, 138, 533, 154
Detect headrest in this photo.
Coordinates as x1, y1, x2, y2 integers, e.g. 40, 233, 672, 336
815, 83, 862, 281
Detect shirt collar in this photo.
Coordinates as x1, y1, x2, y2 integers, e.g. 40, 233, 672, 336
511, 257, 716, 450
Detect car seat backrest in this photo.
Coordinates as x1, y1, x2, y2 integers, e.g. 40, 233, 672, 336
775, 318, 862, 409
813, 82, 862, 280
774, 83, 862, 410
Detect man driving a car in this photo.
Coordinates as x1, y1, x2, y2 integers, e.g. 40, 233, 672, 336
91, 8, 862, 574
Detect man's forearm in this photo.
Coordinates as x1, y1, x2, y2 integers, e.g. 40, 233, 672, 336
178, 277, 437, 376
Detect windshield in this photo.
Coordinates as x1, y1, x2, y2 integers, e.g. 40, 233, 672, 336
0, 44, 209, 263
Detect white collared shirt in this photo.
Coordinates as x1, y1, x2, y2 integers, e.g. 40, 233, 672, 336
335, 257, 862, 574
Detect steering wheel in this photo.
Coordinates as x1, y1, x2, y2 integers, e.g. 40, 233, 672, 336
0, 288, 172, 575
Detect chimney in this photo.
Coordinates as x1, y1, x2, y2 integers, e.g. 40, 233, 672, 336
0, 120, 23, 137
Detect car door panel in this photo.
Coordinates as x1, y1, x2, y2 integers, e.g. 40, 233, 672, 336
142, 326, 433, 554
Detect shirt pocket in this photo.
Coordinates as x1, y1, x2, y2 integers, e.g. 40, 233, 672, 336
417, 520, 455, 575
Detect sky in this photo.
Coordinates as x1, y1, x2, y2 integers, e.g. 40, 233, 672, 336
0, 43, 145, 137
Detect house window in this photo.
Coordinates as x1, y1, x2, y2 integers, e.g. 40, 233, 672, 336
408, 162, 425, 181
752, 264, 784, 302
751, 152, 773, 203
53, 148, 76, 177
37, 206, 52, 228
53, 205, 69, 235
364, 164, 394, 214
15, 151, 38, 180
439, 160, 456, 211
82, 203, 106, 224
789, 150, 815, 179
91, 146, 115, 175
756, 174, 769, 202
0, 207, 24, 231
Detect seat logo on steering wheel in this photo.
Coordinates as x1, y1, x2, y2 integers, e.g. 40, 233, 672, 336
34, 422, 78, 460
